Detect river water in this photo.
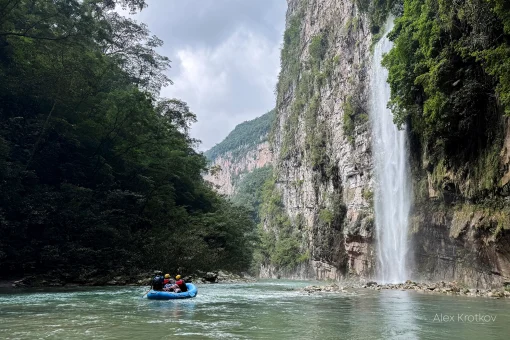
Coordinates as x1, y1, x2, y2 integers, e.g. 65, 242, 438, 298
1, 280, 509, 339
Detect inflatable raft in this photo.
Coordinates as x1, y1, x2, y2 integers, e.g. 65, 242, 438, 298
146, 283, 198, 300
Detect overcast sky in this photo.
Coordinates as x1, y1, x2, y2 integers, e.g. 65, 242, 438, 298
127, 1, 287, 151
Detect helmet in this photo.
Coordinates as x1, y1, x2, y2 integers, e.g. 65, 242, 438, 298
175, 275, 181, 280
164, 274, 170, 279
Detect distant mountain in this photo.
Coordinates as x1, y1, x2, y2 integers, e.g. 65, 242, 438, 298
205, 110, 275, 162
203, 110, 275, 196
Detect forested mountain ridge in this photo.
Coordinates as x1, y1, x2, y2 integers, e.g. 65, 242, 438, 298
205, 110, 275, 162
0, 0, 256, 285
204, 110, 274, 196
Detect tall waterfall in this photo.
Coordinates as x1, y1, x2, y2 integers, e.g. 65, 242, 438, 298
370, 20, 412, 284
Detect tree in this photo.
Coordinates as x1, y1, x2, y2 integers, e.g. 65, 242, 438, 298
0, 0, 257, 282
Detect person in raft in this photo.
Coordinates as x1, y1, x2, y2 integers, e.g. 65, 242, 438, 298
175, 275, 187, 292
163, 274, 173, 285
162, 274, 180, 293
152, 274, 165, 291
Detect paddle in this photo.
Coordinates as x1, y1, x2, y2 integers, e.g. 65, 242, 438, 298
142, 287, 152, 298
142, 285, 152, 298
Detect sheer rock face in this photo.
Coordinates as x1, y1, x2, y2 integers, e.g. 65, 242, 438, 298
408, 118, 510, 289
204, 142, 272, 196
409, 202, 510, 288
263, 0, 375, 280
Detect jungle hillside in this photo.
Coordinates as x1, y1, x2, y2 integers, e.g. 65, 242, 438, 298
0, 0, 257, 285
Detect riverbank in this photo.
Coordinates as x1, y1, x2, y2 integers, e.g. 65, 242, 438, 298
302, 280, 510, 298
4, 270, 255, 289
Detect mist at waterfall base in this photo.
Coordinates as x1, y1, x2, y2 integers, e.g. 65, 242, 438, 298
371, 19, 413, 284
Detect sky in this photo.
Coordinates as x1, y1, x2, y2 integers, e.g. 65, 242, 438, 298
125, 1, 287, 151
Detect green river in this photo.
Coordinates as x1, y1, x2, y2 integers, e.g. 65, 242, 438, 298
1, 280, 509, 339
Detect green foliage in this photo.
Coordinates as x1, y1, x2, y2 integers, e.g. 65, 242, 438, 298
309, 33, 328, 69
273, 7, 305, 159
273, 4, 339, 175
231, 166, 273, 224
280, 30, 338, 169
362, 188, 374, 204
319, 209, 334, 224
477, 44, 510, 115
356, 0, 403, 36
453, 203, 510, 237
383, 0, 509, 197
204, 110, 275, 161
0, 0, 256, 281
257, 176, 307, 270
276, 11, 304, 106
342, 96, 368, 144
313, 193, 348, 267
344, 16, 361, 36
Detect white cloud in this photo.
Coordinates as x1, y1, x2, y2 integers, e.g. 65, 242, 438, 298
115, 0, 286, 151
163, 27, 282, 150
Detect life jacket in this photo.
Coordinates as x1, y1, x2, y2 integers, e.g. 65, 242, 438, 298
176, 279, 187, 292
163, 278, 175, 285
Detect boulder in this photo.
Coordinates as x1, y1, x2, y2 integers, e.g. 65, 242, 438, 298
490, 291, 505, 298
203, 272, 218, 283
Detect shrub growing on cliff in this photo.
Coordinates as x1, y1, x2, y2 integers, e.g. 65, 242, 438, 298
382, 0, 509, 197
356, 0, 403, 35
257, 176, 307, 270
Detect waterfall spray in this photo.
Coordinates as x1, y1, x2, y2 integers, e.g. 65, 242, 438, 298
370, 19, 412, 284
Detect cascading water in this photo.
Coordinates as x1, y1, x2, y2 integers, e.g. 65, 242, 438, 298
370, 19, 412, 284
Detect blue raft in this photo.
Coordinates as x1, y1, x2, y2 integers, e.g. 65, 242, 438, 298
146, 283, 198, 300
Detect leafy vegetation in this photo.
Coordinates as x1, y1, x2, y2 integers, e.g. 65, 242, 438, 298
257, 176, 307, 271
204, 110, 275, 162
356, 0, 404, 38
312, 193, 348, 269
382, 0, 510, 198
0, 0, 256, 282
275, 10, 304, 107
342, 95, 369, 145
231, 166, 273, 224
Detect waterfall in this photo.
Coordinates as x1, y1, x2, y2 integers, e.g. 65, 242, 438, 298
370, 19, 412, 284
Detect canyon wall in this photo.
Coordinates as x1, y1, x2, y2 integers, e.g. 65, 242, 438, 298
261, 0, 510, 288
260, 0, 375, 280
409, 117, 510, 288
204, 141, 272, 196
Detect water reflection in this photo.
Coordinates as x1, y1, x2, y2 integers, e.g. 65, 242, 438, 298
378, 290, 419, 340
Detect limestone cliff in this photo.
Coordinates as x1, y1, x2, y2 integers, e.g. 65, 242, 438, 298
409, 117, 510, 288
204, 111, 274, 196
259, 0, 375, 280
